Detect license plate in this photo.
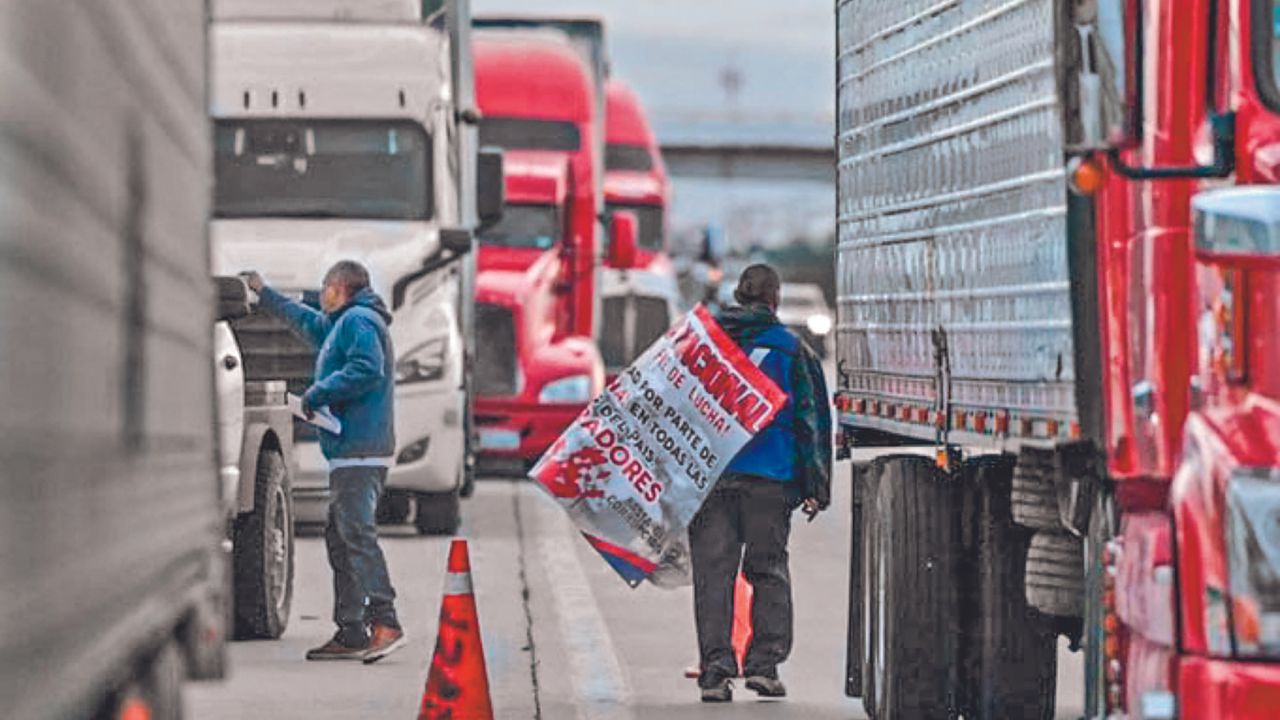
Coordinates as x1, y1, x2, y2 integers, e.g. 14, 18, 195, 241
479, 429, 521, 451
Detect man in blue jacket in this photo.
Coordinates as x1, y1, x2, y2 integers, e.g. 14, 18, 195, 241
691, 264, 832, 702
243, 262, 405, 663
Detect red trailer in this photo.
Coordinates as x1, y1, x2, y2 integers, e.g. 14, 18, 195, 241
834, 0, 1280, 717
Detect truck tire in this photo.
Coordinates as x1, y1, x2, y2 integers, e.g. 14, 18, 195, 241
144, 639, 186, 720
376, 489, 412, 525
863, 455, 962, 719
415, 489, 460, 535
1011, 448, 1059, 531
1025, 530, 1084, 618
964, 456, 1057, 720
233, 447, 294, 639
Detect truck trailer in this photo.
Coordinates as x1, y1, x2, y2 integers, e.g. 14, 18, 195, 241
835, 0, 1280, 717
0, 2, 226, 718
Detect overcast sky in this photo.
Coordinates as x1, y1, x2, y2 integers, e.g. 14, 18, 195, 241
472, 0, 834, 133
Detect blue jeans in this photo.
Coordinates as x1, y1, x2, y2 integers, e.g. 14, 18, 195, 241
326, 466, 398, 646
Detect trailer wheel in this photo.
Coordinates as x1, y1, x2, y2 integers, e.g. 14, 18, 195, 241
414, 489, 460, 535
144, 639, 186, 720
964, 456, 1057, 720
233, 447, 294, 639
376, 489, 412, 525
105, 638, 186, 720
863, 456, 962, 719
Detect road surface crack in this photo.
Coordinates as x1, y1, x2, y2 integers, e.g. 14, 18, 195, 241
513, 483, 543, 720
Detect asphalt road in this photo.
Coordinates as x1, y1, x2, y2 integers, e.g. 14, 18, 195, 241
187, 465, 1084, 719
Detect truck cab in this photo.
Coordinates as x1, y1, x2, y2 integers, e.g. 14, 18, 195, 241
472, 156, 606, 472
209, 3, 478, 534
599, 79, 680, 380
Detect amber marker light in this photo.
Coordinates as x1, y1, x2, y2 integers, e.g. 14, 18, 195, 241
1068, 155, 1106, 196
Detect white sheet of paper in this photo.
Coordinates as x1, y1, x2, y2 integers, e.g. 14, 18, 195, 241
287, 393, 342, 435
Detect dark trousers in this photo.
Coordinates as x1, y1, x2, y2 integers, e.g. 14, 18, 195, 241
327, 466, 398, 646
689, 473, 793, 684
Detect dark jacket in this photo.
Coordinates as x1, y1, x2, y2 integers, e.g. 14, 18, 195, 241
259, 286, 396, 460
717, 304, 832, 509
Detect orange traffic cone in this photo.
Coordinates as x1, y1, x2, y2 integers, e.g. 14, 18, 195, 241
684, 571, 754, 679
418, 539, 494, 720
731, 572, 754, 675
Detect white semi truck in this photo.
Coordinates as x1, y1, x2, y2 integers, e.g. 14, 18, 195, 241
209, 0, 501, 534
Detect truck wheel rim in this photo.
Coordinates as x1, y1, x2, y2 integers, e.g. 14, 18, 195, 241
268, 483, 289, 608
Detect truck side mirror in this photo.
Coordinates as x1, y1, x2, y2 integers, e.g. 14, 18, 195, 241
477, 146, 505, 232
215, 276, 251, 321
1074, 0, 1141, 149
608, 210, 639, 270
440, 227, 473, 255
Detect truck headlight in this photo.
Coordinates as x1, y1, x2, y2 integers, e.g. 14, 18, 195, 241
395, 338, 448, 385
1225, 468, 1280, 657
538, 374, 592, 404
806, 313, 833, 336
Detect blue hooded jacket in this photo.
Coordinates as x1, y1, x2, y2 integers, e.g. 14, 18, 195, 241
259, 286, 396, 460
717, 304, 832, 509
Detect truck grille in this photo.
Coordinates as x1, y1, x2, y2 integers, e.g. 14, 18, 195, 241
601, 296, 627, 370
601, 295, 670, 371
474, 303, 518, 396
229, 311, 317, 395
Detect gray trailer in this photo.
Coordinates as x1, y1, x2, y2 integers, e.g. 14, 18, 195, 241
0, 2, 225, 719
834, 1, 1115, 718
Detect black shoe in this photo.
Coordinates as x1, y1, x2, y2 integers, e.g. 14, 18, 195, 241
700, 675, 733, 703
745, 674, 787, 698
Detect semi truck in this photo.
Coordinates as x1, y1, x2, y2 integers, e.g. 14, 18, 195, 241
208, 0, 501, 535
0, 2, 227, 718
835, 0, 1280, 718
470, 32, 614, 473
600, 79, 682, 380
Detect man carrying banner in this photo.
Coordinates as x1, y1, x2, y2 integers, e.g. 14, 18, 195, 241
690, 264, 832, 703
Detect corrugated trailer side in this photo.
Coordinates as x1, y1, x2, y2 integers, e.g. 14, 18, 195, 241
0, 2, 220, 719
835, 0, 1077, 450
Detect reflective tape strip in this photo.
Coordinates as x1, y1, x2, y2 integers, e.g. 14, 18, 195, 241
444, 571, 473, 596
749, 347, 771, 366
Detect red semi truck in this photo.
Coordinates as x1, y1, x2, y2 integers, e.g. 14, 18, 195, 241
835, 0, 1280, 718
599, 79, 683, 381
604, 79, 672, 270
471, 31, 636, 472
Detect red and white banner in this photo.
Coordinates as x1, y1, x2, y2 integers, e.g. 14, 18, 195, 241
529, 305, 787, 587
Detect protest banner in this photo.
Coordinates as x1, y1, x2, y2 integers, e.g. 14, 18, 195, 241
529, 305, 787, 587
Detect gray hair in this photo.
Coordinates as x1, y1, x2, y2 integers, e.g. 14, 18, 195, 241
323, 260, 370, 296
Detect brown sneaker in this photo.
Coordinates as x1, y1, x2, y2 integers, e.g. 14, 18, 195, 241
306, 635, 367, 661
361, 623, 407, 664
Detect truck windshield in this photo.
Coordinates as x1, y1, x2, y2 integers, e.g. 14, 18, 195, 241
478, 203, 559, 249
606, 203, 665, 252
606, 143, 653, 172
214, 120, 431, 220
1258, 0, 1280, 111
479, 117, 581, 152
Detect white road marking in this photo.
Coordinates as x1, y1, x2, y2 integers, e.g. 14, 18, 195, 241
533, 495, 634, 720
